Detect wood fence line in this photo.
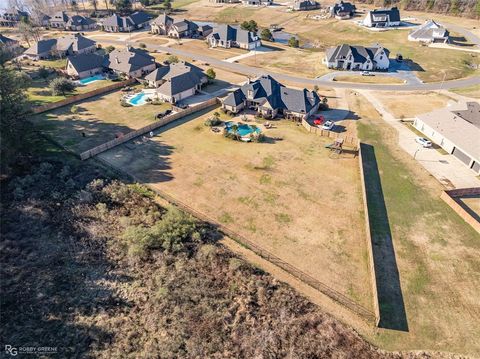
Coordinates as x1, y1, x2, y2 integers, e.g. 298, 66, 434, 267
301, 119, 358, 146
79, 97, 219, 160
32, 79, 137, 114
358, 143, 381, 326
92, 154, 377, 324
441, 188, 480, 234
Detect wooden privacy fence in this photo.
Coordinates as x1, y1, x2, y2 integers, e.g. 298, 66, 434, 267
357, 143, 381, 326
80, 97, 219, 160
93, 154, 377, 324
441, 187, 480, 234
302, 119, 358, 146
32, 79, 137, 114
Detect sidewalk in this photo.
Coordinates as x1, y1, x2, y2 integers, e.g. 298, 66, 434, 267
358, 90, 480, 189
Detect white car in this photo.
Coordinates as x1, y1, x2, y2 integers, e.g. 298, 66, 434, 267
362, 71, 374, 76
322, 120, 335, 130
415, 137, 432, 148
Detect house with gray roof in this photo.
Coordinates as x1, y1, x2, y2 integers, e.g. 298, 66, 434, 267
242, 0, 272, 5
414, 101, 480, 174
151, 14, 210, 38
0, 8, 29, 27
363, 7, 400, 28
222, 75, 320, 121
23, 33, 96, 60
101, 11, 151, 32
325, 43, 390, 71
292, 0, 320, 11
49, 11, 69, 28
66, 53, 106, 79
330, 1, 355, 19
408, 20, 449, 44
207, 24, 261, 50
105, 47, 156, 77
0, 33, 20, 50
147, 61, 207, 103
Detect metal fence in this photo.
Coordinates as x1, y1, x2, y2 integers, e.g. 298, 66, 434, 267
79, 97, 219, 160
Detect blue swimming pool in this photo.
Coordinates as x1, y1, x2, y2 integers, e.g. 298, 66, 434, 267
225, 121, 261, 138
128, 92, 150, 106
79, 74, 105, 85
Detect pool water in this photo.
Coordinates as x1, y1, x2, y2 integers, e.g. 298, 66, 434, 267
79, 74, 105, 85
225, 122, 261, 137
128, 92, 150, 106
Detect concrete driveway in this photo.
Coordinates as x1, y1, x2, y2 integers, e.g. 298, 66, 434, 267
359, 90, 480, 189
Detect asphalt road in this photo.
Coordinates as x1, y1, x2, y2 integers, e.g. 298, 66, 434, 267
101, 38, 480, 92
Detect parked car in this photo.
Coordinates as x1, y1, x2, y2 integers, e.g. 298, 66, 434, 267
155, 109, 172, 119
322, 120, 335, 130
361, 71, 374, 76
415, 137, 432, 148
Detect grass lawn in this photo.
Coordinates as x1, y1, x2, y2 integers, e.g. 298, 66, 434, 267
350, 91, 480, 356
171, 40, 249, 60
36, 58, 68, 69
370, 91, 452, 118
450, 84, 480, 99
32, 87, 172, 153
334, 75, 405, 84
98, 109, 373, 312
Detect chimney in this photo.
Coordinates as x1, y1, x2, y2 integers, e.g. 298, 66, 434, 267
115, 57, 119, 64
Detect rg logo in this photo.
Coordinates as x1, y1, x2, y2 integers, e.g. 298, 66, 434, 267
5, 345, 18, 356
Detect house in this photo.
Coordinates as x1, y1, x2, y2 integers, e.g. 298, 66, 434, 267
325, 43, 390, 71
413, 101, 480, 174
363, 7, 400, 28
101, 11, 151, 32
146, 61, 207, 103
104, 47, 156, 77
222, 75, 320, 121
408, 20, 450, 44
32, 13, 50, 27
49, 11, 69, 28
207, 24, 261, 50
66, 15, 97, 31
242, 0, 272, 5
66, 53, 106, 79
0, 8, 29, 27
210, 0, 240, 3
330, 1, 356, 19
151, 14, 211, 38
292, 0, 320, 11
0, 33, 21, 52
23, 34, 96, 60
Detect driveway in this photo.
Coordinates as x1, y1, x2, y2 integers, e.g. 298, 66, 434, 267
359, 90, 480, 189
224, 46, 274, 63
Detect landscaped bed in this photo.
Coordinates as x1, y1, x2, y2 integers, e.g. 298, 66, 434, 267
98, 108, 373, 312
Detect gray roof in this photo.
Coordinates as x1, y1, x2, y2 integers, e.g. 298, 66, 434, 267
208, 24, 258, 44
102, 11, 151, 28
105, 47, 156, 73
332, 1, 355, 15
56, 33, 96, 52
67, 53, 106, 72
416, 102, 480, 161
0, 33, 18, 45
409, 20, 449, 40
144, 66, 170, 82
368, 7, 400, 23
129, 11, 152, 25
50, 11, 69, 23
152, 13, 173, 26
223, 75, 320, 114
326, 43, 389, 64
66, 15, 96, 27
293, 0, 319, 10
155, 61, 206, 96
24, 38, 56, 55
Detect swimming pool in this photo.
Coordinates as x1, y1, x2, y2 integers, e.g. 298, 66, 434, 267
225, 122, 261, 139
128, 92, 150, 106
79, 74, 105, 85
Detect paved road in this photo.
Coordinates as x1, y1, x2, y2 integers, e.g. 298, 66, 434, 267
94, 38, 480, 91
443, 22, 480, 48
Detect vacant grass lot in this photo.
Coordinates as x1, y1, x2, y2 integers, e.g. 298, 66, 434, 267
349, 91, 480, 356
171, 40, 249, 60
98, 109, 373, 311
334, 75, 405, 85
32, 88, 171, 153
451, 84, 480, 99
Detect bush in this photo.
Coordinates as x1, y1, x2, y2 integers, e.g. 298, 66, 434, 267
38, 66, 50, 80
206, 68, 216, 80
204, 117, 222, 127
139, 43, 147, 49
260, 28, 273, 41
121, 100, 133, 107
150, 99, 164, 105
49, 77, 75, 96
105, 45, 115, 53
166, 55, 179, 64
288, 36, 300, 48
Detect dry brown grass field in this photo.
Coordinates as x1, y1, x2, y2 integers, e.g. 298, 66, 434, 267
98, 109, 373, 311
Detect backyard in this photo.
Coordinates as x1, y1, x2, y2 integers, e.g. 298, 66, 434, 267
349, 91, 480, 356
32, 88, 171, 153
98, 108, 374, 313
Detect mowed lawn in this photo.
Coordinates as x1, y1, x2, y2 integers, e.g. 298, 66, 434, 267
99, 109, 373, 310
32, 88, 171, 154
350, 91, 480, 356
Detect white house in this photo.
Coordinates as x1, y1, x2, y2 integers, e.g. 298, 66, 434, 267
408, 20, 450, 43
363, 7, 401, 28
324, 44, 390, 71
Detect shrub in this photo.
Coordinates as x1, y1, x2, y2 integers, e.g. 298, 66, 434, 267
206, 68, 216, 80
166, 55, 179, 64
105, 45, 115, 53
260, 28, 273, 41
49, 77, 75, 96
288, 36, 300, 48
204, 117, 222, 127
139, 43, 147, 49
38, 66, 50, 80
121, 100, 133, 107
150, 99, 164, 105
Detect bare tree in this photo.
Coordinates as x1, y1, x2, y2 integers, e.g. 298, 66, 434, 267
90, 0, 98, 11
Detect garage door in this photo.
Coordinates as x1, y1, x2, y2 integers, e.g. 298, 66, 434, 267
452, 147, 471, 166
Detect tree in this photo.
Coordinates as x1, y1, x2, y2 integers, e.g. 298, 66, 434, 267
166, 55, 179, 64
164, 0, 172, 10
313, 85, 319, 93
17, 17, 40, 47
49, 77, 76, 96
240, 20, 258, 33
91, 0, 98, 11
260, 28, 273, 41
138, 42, 147, 48
115, 0, 132, 15
206, 68, 216, 81
38, 66, 50, 81
105, 45, 115, 53
288, 36, 299, 48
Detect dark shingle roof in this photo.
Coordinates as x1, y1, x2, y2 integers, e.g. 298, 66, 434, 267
369, 7, 400, 23
56, 33, 96, 52
208, 24, 257, 44
326, 43, 389, 64
105, 47, 156, 73
155, 61, 206, 96
102, 13, 134, 28
128, 11, 152, 25
67, 15, 96, 27
332, 1, 355, 15
67, 53, 106, 72
24, 38, 56, 55
0, 33, 18, 45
